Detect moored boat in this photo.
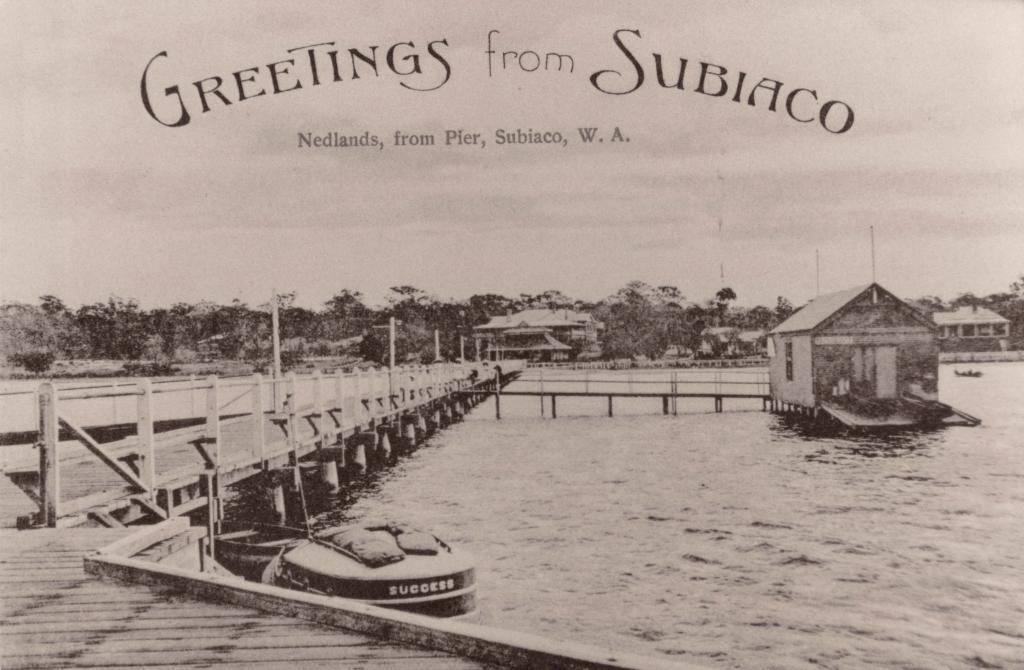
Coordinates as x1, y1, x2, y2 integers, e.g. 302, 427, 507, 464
215, 520, 476, 617
954, 369, 983, 377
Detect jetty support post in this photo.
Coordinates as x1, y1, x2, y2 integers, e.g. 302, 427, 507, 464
662, 396, 668, 415
137, 378, 156, 499
671, 370, 678, 415
539, 368, 545, 417
37, 382, 60, 527
494, 369, 502, 420
607, 395, 613, 417
551, 394, 557, 419
319, 453, 340, 491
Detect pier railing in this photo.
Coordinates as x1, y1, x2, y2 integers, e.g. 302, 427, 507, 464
5, 362, 516, 527
516, 368, 769, 396
526, 358, 768, 370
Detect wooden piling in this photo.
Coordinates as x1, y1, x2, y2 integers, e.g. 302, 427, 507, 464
272, 481, 287, 524
607, 396, 613, 417
551, 395, 557, 419
494, 370, 502, 420
319, 458, 339, 491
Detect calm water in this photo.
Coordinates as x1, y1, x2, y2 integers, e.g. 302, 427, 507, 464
244, 365, 1024, 669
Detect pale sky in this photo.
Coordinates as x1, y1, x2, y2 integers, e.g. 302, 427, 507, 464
2, 1, 1022, 310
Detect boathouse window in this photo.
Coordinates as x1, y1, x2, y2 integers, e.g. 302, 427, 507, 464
994, 323, 1008, 336
785, 342, 793, 381
977, 324, 992, 336
961, 324, 975, 337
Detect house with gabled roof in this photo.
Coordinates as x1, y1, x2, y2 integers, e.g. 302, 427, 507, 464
932, 305, 1010, 352
767, 283, 978, 428
473, 308, 601, 361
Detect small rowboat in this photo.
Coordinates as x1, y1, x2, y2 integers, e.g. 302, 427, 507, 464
215, 521, 476, 617
954, 370, 983, 378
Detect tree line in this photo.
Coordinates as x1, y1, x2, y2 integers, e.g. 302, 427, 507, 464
2, 274, 1022, 374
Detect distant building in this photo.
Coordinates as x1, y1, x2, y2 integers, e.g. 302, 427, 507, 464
737, 330, 768, 356
699, 327, 767, 357
474, 308, 601, 361
768, 283, 938, 411
932, 306, 1010, 352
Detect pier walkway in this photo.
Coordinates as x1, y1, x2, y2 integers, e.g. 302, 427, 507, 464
1, 363, 516, 528
0, 526, 488, 669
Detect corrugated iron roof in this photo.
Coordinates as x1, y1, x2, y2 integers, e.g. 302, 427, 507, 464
932, 306, 1009, 325
770, 284, 872, 334
476, 309, 592, 330
495, 333, 573, 351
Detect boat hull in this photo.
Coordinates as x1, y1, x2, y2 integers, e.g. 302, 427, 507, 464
273, 541, 477, 616
214, 524, 477, 617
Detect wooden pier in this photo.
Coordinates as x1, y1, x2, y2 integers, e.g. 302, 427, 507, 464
1, 362, 517, 529
0, 525, 490, 670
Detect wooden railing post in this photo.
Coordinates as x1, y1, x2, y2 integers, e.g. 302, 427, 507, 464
286, 372, 298, 462
37, 382, 60, 527
251, 373, 265, 462
137, 378, 155, 498
313, 371, 326, 448
350, 369, 361, 425
334, 369, 345, 433
189, 374, 198, 416
205, 375, 221, 466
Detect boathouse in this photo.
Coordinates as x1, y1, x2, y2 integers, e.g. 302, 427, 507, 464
768, 283, 940, 415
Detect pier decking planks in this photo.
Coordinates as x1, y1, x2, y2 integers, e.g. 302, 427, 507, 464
0, 528, 491, 669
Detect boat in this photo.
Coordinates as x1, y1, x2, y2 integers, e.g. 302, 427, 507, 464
954, 369, 983, 377
215, 520, 476, 617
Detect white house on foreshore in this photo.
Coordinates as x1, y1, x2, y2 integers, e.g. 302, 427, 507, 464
932, 305, 1010, 352
473, 309, 601, 361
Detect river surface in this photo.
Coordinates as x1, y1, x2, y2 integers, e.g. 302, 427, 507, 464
240, 365, 1023, 669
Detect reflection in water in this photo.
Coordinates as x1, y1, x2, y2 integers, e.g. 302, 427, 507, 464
224, 365, 1024, 669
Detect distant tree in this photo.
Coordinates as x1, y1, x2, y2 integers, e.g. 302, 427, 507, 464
10, 351, 56, 373
950, 292, 979, 309
713, 287, 737, 324
774, 296, 795, 322
594, 281, 694, 359
324, 290, 370, 320
75, 297, 148, 360
742, 305, 775, 330
1011, 273, 1024, 298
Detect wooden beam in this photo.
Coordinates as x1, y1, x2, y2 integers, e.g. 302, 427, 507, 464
59, 416, 147, 493
137, 378, 155, 496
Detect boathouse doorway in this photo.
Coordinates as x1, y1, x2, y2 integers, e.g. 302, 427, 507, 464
875, 346, 897, 398
852, 345, 898, 399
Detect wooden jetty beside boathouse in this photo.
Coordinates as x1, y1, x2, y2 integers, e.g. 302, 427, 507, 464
767, 282, 980, 429
460, 367, 771, 419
